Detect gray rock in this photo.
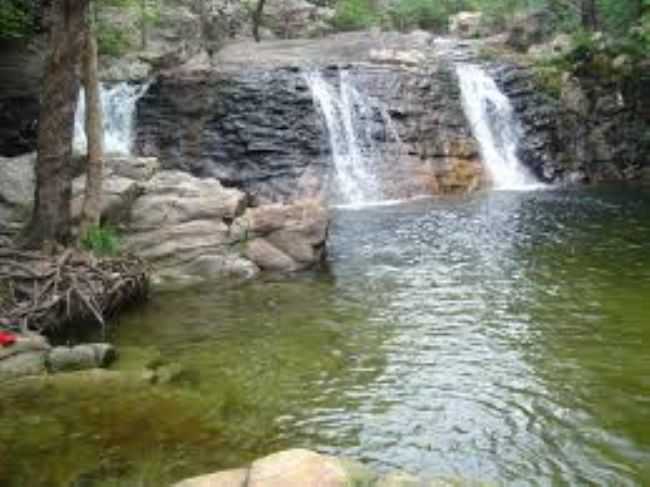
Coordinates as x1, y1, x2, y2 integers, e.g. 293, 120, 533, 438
47, 343, 117, 373
0, 152, 35, 208
0, 351, 47, 381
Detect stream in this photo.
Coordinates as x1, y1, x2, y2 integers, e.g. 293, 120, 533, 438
3, 186, 649, 486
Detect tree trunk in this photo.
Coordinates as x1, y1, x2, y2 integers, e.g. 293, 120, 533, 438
581, 0, 598, 31
25, 0, 89, 248
252, 0, 266, 42
79, 28, 104, 237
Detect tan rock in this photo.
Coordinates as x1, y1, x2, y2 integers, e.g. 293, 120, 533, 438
130, 171, 247, 231
247, 449, 348, 487
245, 238, 300, 272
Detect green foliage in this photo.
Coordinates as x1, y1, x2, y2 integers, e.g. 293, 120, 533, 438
81, 225, 121, 256
0, 0, 32, 39
96, 22, 133, 56
332, 0, 379, 31
386, 0, 458, 31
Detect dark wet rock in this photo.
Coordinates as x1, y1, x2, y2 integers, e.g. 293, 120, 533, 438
0, 38, 45, 156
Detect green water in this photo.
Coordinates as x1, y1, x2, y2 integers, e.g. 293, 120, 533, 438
1, 188, 650, 486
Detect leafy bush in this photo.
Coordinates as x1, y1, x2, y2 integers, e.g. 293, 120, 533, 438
97, 23, 134, 56
332, 0, 379, 31
386, 0, 455, 31
81, 225, 121, 256
0, 0, 32, 39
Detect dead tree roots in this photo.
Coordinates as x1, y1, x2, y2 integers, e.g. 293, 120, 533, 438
0, 248, 149, 334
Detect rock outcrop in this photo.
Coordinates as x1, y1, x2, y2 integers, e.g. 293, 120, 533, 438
173, 449, 488, 487
0, 154, 329, 282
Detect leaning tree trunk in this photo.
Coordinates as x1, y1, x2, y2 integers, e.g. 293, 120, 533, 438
79, 28, 104, 237
581, 0, 598, 31
25, 0, 89, 248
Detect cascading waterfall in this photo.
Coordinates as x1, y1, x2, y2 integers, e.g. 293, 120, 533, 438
74, 82, 150, 156
304, 70, 395, 205
456, 64, 541, 190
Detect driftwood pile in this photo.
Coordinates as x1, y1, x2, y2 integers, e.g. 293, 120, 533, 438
0, 248, 148, 334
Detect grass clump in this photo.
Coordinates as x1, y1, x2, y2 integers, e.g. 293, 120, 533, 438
332, 0, 379, 31
81, 225, 121, 257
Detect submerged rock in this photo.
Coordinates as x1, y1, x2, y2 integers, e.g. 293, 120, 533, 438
47, 344, 117, 373
0, 351, 47, 380
0, 334, 116, 381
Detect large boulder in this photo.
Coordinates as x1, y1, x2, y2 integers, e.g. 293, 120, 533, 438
233, 200, 329, 272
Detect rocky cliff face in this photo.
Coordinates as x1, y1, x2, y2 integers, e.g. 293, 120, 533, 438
136, 67, 325, 204
135, 33, 485, 203
493, 56, 650, 184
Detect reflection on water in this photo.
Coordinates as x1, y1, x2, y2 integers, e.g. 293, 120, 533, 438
2, 187, 650, 486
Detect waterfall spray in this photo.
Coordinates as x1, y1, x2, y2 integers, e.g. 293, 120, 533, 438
74, 81, 150, 157
456, 64, 542, 190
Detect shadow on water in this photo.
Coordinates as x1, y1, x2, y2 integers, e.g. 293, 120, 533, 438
1, 187, 650, 486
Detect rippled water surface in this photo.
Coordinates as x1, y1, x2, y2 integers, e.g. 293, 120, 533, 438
2, 188, 650, 486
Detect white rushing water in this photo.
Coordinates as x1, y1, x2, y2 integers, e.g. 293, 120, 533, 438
304, 70, 394, 205
456, 64, 542, 191
74, 82, 150, 156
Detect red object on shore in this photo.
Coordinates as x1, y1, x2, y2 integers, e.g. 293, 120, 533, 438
0, 331, 17, 347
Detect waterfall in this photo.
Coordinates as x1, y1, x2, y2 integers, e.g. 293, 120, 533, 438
456, 64, 541, 190
304, 70, 392, 205
74, 82, 150, 157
